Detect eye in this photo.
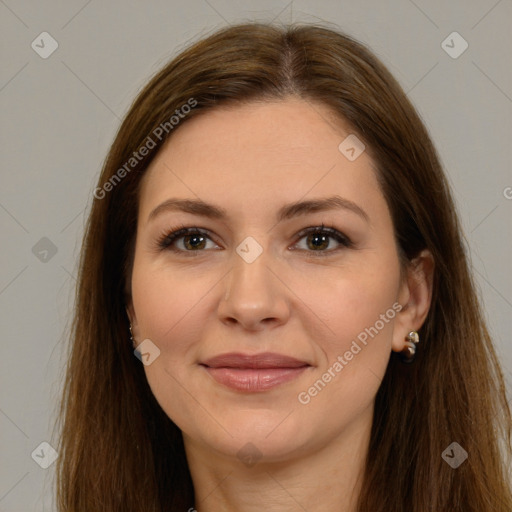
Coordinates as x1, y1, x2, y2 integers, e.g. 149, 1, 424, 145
157, 226, 219, 254
156, 223, 353, 256
291, 224, 353, 256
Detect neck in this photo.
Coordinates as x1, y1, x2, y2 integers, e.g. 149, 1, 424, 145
184, 404, 373, 512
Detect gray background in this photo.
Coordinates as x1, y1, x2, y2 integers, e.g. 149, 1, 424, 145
1, 1, 511, 510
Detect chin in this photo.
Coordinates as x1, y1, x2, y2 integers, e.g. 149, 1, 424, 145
181, 408, 316, 465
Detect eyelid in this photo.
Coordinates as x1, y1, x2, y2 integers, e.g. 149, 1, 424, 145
290, 225, 353, 255
156, 225, 217, 251
156, 223, 353, 256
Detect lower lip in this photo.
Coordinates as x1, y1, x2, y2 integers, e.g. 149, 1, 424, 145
202, 366, 309, 392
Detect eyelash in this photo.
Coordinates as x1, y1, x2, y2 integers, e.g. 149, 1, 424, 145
156, 223, 353, 258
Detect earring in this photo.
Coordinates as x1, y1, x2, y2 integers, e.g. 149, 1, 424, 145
400, 330, 420, 363
129, 324, 134, 343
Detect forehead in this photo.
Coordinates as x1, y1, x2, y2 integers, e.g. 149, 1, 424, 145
138, 98, 384, 226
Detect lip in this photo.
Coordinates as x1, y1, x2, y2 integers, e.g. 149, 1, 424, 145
200, 352, 311, 392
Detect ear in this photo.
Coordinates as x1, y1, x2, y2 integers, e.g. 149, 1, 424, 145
391, 249, 435, 353
125, 297, 140, 347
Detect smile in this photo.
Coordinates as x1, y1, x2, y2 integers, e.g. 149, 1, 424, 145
199, 352, 312, 392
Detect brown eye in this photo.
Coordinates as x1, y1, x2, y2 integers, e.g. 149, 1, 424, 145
306, 232, 330, 251
293, 226, 352, 256
181, 233, 208, 251
158, 228, 218, 253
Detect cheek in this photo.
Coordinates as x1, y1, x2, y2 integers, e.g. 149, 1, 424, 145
299, 260, 400, 345
130, 261, 220, 424
130, 246, 401, 441
132, 251, 400, 373
131, 259, 216, 344
330, 280, 397, 349
296, 261, 400, 403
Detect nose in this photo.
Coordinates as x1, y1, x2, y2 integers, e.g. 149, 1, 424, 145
217, 245, 291, 332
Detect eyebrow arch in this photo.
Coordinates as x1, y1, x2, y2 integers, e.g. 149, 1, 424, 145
147, 195, 370, 224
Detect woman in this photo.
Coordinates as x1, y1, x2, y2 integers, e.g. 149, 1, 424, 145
55, 22, 512, 511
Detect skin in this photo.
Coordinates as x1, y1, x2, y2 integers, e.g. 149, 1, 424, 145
127, 97, 434, 512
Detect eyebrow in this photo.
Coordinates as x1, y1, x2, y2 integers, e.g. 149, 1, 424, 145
147, 195, 370, 224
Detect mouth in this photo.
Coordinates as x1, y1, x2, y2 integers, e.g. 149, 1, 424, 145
199, 352, 312, 392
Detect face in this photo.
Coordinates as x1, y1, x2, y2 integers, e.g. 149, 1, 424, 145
128, 97, 411, 464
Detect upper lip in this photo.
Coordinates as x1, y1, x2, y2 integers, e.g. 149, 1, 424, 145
200, 352, 311, 369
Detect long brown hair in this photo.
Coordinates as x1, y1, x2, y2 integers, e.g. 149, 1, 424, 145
54, 22, 512, 511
